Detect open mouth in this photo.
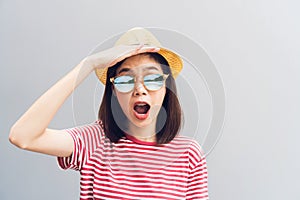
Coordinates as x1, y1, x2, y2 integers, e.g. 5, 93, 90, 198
133, 102, 150, 120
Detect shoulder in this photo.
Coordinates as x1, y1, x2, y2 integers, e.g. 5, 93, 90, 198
173, 135, 204, 152
64, 120, 105, 140
172, 135, 205, 164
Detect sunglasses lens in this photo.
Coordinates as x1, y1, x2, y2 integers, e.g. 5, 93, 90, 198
144, 74, 165, 91
114, 75, 134, 93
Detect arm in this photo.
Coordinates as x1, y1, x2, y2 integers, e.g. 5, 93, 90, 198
186, 140, 209, 199
9, 45, 159, 157
186, 156, 209, 200
9, 60, 94, 157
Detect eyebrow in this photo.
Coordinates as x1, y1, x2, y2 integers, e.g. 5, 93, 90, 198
117, 66, 160, 74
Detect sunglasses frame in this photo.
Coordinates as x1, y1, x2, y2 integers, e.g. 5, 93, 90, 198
110, 73, 169, 93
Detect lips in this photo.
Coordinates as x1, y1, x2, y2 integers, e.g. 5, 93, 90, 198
133, 101, 151, 120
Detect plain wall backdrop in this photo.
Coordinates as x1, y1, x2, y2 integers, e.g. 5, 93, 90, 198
1, 0, 299, 199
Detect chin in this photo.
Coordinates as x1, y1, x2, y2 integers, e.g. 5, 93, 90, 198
127, 111, 158, 129
128, 117, 155, 128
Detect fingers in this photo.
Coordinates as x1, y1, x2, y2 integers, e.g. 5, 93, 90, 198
113, 45, 160, 64
129, 45, 160, 58
136, 45, 160, 53
96, 44, 161, 69
136, 44, 144, 51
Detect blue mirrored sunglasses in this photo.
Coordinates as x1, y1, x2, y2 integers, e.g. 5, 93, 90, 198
110, 73, 169, 93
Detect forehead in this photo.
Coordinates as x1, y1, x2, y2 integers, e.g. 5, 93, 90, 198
117, 54, 162, 74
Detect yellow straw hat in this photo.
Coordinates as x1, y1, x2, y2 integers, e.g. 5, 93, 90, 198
95, 27, 183, 84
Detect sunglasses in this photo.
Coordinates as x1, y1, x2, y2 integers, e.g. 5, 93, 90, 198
110, 73, 169, 93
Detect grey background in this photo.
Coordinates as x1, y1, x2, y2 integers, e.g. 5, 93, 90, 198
1, 0, 299, 199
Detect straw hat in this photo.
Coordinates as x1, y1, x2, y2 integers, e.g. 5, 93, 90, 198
95, 27, 183, 84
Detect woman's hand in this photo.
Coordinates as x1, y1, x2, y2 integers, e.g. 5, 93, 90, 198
85, 45, 160, 70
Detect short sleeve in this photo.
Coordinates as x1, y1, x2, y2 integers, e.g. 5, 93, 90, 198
57, 121, 104, 171
187, 141, 209, 200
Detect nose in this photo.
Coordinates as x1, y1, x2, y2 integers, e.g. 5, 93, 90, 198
133, 78, 147, 96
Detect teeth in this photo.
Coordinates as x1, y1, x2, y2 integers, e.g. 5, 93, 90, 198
136, 103, 147, 106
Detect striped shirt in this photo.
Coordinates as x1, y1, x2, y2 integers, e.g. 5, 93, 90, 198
57, 120, 209, 199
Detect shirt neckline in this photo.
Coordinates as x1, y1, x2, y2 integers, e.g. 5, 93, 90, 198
124, 133, 157, 146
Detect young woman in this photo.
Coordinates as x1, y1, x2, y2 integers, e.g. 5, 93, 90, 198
9, 27, 209, 199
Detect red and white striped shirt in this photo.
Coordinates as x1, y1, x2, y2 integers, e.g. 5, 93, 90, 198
57, 120, 209, 199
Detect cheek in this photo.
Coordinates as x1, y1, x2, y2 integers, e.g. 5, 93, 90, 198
154, 88, 166, 105
115, 92, 130, 113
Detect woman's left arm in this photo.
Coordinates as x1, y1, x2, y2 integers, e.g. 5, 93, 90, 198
186, 156, 209, 200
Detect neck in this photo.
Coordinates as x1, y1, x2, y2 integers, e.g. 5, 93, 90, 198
127, 122, 157, 142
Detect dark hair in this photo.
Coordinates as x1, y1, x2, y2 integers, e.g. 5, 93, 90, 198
98, 53, 182, 144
